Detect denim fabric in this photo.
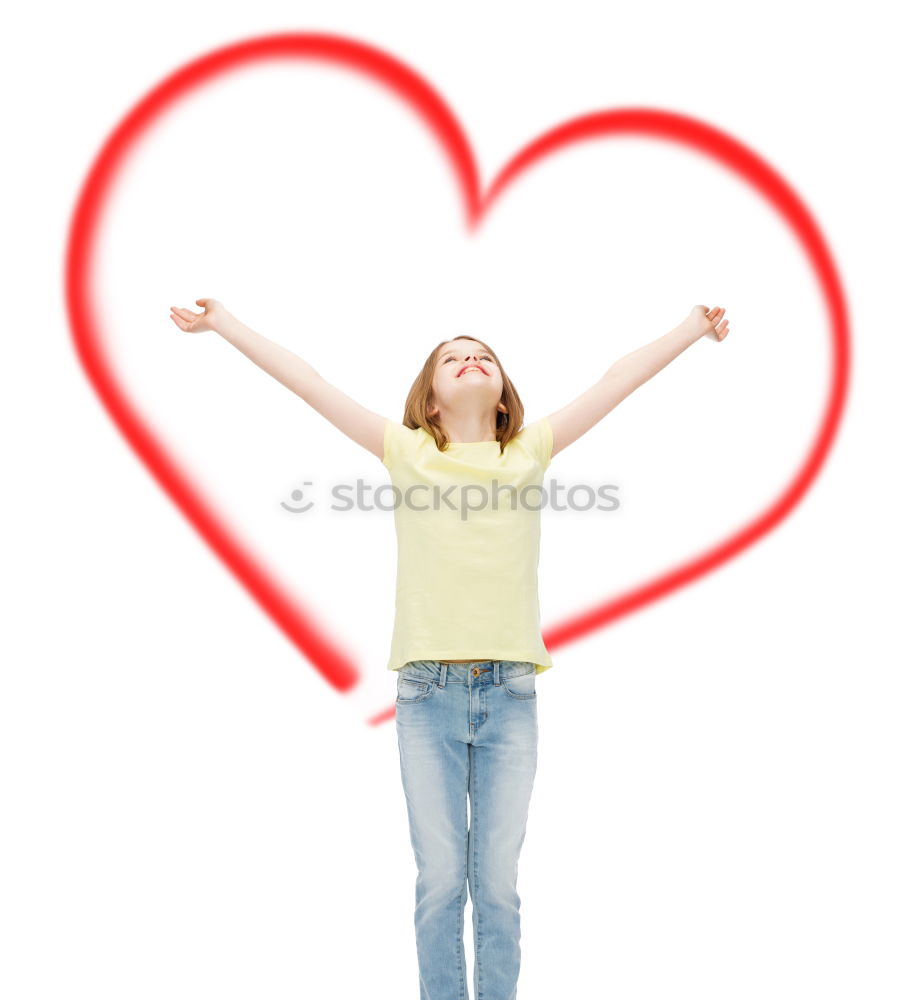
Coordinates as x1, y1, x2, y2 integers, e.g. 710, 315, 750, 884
395, 659, 539, 1000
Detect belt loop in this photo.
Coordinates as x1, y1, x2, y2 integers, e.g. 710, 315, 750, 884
439, 663, 447, 688
493, 661, 501, 686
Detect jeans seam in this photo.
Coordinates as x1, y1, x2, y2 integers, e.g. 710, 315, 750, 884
457, 879, 466, 1000
472, 746, 481, 1000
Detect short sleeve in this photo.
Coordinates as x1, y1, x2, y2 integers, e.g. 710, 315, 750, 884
519, 416, 553, 472
381, 419, 394, 468
537, 416, 553, 470
381, 419, 419, 470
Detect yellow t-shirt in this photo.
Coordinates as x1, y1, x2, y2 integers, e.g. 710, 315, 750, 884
381, 417, 554, 674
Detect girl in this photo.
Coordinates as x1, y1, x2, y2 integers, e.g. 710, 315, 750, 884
169, 298, 730, 1000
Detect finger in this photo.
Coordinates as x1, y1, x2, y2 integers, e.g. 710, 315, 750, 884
170, 310, 193, 329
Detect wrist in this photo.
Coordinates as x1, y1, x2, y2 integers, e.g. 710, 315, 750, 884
210, 306, 233, 335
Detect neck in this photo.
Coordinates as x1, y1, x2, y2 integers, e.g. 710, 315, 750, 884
439, 410, 499, 443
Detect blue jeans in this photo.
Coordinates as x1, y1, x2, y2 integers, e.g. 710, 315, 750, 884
395, 660, 539, 1000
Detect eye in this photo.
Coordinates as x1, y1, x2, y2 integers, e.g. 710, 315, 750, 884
443, 353, 493, 365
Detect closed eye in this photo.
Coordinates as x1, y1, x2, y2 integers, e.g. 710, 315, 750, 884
444, 354, 493, 364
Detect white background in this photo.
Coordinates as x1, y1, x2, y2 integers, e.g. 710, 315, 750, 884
2, 2, 897, 998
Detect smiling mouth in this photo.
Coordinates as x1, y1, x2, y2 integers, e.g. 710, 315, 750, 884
457, 366, 487, 377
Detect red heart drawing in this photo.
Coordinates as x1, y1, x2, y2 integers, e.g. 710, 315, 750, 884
65, 32, 850, 726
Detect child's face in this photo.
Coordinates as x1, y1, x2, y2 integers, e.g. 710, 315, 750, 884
431, 340, 502, 412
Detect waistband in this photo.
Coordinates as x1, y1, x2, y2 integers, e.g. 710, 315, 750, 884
399, 660, 536, 686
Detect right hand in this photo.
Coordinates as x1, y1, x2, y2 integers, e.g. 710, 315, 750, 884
689, 304, 729, 342
169, 298, 225, 334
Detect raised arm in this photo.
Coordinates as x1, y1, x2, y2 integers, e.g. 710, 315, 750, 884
543, 304, 729, 459
169, 299, 387, 461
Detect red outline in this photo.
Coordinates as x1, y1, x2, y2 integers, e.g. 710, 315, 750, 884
64, 32, 851, 725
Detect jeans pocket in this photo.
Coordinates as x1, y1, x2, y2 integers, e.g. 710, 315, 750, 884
502, 664, 537, 700
396, 673, 437, 704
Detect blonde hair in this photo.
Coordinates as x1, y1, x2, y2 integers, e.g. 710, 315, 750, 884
401, 335, 526, 455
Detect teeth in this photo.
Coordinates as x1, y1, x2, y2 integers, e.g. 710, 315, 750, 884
460, 367, 483, 375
